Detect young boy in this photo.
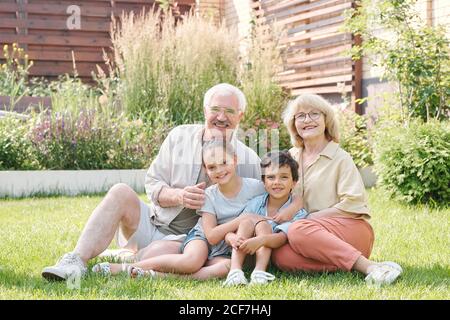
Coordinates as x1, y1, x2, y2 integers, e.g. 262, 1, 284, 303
223, 150, 308, 286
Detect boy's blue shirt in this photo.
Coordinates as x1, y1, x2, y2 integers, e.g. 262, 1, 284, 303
243, 192, 308, 234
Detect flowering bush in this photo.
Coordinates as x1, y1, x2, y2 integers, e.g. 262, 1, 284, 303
0, 109, 166, 170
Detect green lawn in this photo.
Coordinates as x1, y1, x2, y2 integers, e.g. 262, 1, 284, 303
0, 189, 448, 300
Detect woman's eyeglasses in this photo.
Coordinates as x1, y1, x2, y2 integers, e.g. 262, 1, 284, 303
294, 111, 322, 122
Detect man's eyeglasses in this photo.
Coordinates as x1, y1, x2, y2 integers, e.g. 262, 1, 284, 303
294, 111, 322, 122
209, 106, 237, 115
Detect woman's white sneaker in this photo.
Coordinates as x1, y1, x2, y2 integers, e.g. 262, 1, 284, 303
365, 261, 403, 286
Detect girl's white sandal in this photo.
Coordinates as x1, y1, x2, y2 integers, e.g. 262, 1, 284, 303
91, 262, 131, 276
129, 266, 156, 279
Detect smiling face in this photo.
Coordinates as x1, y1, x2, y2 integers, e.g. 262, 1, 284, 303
294, 106, 326, 142
263, 164, 296, 200
204, 92, 243, 139
203, 146, 237, 185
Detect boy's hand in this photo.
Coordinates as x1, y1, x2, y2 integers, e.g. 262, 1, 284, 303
230, 236, 247, 250
239, 237, 265, 255
226, 233, 246, 250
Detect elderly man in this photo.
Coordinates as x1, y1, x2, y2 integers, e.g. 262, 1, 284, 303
42, 83, 261, 281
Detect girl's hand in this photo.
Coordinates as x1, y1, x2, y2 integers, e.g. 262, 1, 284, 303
239, 237, 264, 255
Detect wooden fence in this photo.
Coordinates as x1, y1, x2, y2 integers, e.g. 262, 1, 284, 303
0, 0, 195, 81
251, 0, 361, 111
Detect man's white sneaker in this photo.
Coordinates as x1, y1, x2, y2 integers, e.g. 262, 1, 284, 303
365, 261, 403, 287
249, 270, 275, 285
223, 269, 248, 287
42, 252, 87, 281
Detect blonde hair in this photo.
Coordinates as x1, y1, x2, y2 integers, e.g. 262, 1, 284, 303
282, 94, 340, 148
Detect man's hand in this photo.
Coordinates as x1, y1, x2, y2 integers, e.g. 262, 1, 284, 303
178, 182, 206, 209
239, 237, 265, 255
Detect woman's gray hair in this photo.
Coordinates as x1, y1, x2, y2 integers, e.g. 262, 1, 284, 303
282, 94, 340, 148
203, 83, 247, 112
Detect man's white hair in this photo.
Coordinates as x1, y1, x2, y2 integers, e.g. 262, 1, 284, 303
203, 83, 247, 112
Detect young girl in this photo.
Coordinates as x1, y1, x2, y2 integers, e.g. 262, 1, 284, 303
223, 151, 308, 286
92, 139, 302, 279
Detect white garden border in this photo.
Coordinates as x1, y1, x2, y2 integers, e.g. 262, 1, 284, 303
0, 170, 147, 198
0, 167, 377, 198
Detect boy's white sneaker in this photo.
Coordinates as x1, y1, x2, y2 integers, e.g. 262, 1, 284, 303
223, 269, 248, 287
42, 252, 87, 281
249, 270, 275, 285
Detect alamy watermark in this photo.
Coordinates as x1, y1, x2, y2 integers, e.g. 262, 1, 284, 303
66, 5, 81, 30
65, 265, 82, 290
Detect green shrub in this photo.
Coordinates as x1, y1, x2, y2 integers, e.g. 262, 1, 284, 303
0, 115, 39, 170
337, 108, 374, 168
373, 120, 450, 206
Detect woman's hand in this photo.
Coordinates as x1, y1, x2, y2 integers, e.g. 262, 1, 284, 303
271, 210, 294, 224
272, 195, 304, 223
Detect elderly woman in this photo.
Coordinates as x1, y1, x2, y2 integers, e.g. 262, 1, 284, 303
272, 94, 402, 286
